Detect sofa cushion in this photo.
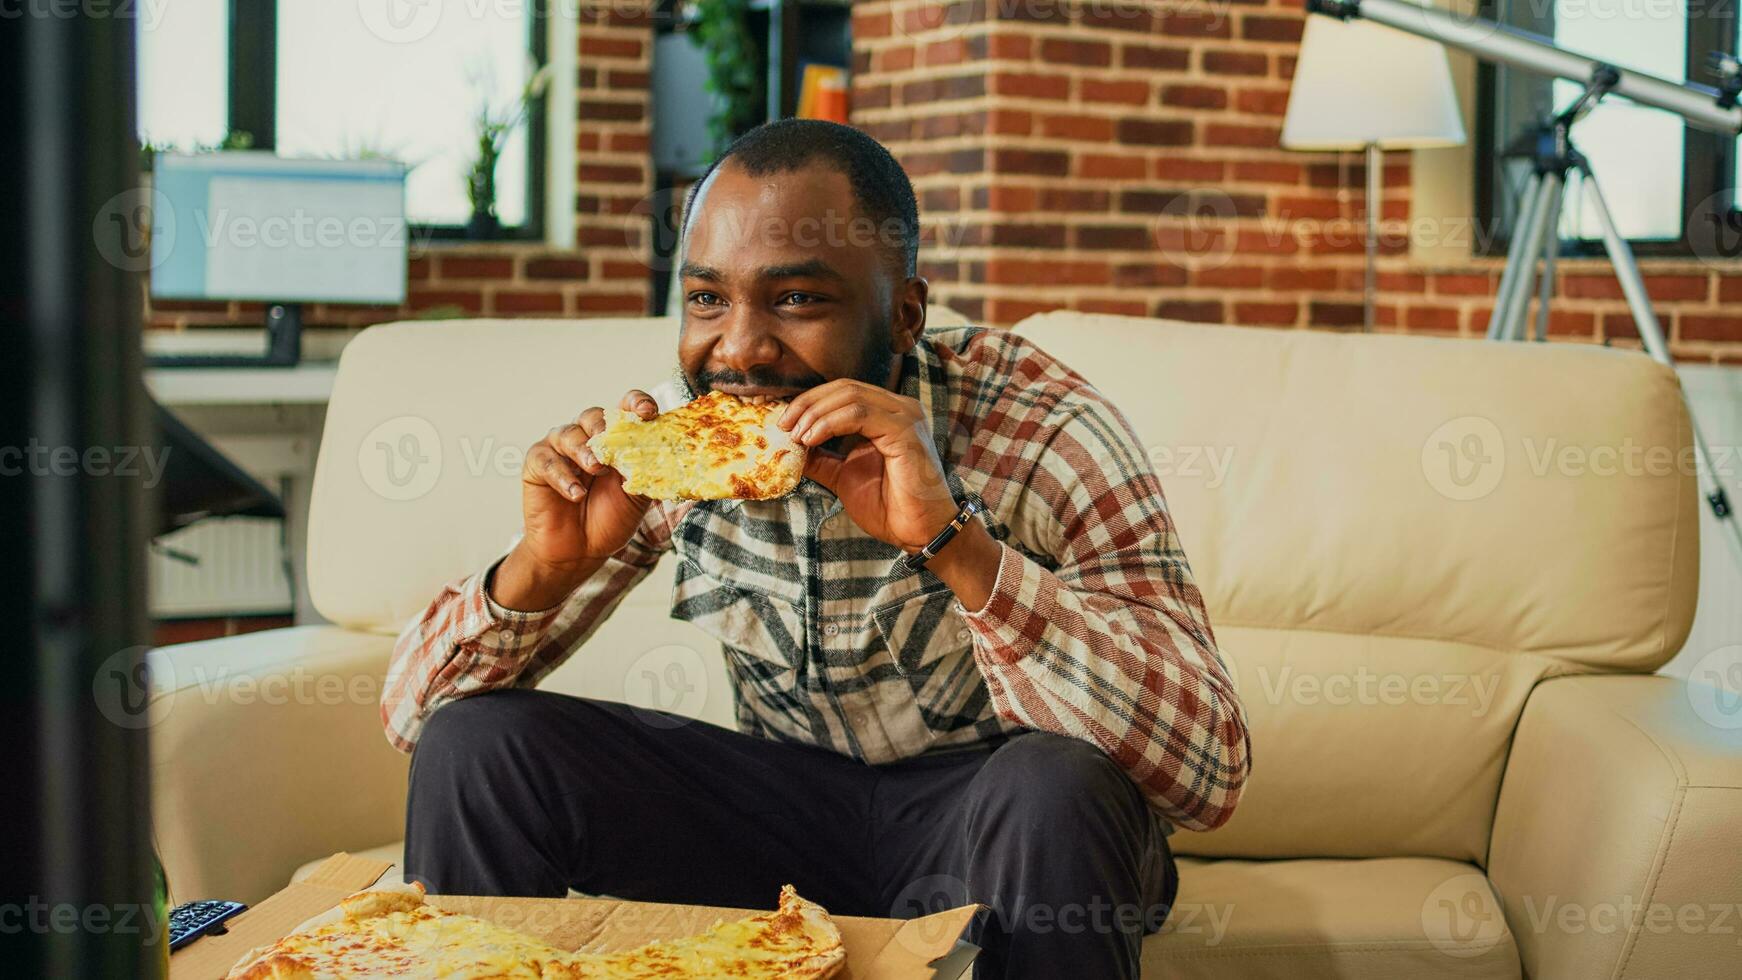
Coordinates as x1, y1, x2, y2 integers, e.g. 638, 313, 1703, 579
1147, 856, 1520, 979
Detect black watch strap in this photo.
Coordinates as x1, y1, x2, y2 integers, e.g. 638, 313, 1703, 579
902, 493, 986, 571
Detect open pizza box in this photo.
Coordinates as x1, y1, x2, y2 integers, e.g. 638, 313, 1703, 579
171, 852, 983, 979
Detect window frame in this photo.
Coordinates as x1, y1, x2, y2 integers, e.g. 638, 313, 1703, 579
1473, 0, 1738, 258
226, 0, 549, 242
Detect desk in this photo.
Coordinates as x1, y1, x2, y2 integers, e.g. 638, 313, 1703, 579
146, 363, 337, 625
146, 363, 338, 407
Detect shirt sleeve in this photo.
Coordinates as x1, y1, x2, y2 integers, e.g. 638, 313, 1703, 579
380, 504, 677, 753
959, 399, 1251, 831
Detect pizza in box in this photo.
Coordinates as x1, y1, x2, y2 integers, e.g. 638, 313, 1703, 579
225, 881, 844, 979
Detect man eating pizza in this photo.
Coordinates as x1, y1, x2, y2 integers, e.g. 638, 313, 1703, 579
382, 118, 1251, 980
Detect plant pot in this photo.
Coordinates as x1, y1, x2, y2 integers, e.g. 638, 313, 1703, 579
466, 209, 501, 240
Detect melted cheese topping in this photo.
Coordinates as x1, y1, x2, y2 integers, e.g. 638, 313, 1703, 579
228, 886, 843, 980
587, 391, 804, 501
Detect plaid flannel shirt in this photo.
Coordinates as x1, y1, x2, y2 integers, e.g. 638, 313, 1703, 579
382, 325, 1251, 831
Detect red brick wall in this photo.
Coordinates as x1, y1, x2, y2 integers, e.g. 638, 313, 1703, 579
850, 0, 1742, 364
147, 5, 653, 333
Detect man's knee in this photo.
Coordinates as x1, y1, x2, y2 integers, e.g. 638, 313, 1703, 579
964, 733, 1146, 839
410, 689, 573, 785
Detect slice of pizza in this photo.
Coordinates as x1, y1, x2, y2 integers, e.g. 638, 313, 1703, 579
577, 885, 846, 978
224, 882, 846, 979
587, 390, 805, 501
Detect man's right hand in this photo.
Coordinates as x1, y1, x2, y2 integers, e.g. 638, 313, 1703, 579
492, 389, 660, 611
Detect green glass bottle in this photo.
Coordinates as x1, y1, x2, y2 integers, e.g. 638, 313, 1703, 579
152, 849, 171, 977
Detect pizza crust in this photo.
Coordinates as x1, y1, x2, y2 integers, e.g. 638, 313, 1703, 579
587, 390, 806, 501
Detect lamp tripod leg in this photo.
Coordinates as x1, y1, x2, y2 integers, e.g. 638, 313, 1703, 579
1499, 173, 1561, 341
1484, 174, 1539, 342
1532, 189, 1563, 342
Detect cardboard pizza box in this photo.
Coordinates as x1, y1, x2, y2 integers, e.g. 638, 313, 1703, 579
170, 852, 982, 980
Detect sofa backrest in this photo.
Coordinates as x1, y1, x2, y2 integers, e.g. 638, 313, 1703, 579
310, 308, 1698, 863
1010, 311, 1698, 862
309, 304, 969, 636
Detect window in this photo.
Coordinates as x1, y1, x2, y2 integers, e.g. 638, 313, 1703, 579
137, 0, 548, 239
136, 0, 228, 150
1477, 0, 1736, 254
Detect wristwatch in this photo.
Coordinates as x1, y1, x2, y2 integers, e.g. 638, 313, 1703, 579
901, 492, 987, 571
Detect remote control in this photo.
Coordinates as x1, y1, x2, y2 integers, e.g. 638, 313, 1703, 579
168, 899, 247, 951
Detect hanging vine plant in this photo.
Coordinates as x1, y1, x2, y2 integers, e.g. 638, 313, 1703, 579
689, 0, 763, 157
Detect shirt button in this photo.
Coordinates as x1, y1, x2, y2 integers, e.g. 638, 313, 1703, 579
957, 628, 971, 641
498, 628, 514, 643
824, 624, 840, 636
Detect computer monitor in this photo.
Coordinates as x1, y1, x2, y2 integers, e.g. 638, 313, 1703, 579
149, 152, 408, 367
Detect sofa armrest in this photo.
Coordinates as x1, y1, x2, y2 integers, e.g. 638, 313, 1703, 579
1488, 674, 1742, 980
150, 626, 407, 905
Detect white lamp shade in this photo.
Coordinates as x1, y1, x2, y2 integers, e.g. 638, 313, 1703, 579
1281, 16, 1467, 150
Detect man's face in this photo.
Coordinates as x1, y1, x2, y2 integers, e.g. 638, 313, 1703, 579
677, 160, 925, 400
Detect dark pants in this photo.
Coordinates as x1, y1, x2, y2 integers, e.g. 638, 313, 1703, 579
404, 689, 1177, 980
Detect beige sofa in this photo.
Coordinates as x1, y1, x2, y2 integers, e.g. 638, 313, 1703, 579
150, 306, 1742, 978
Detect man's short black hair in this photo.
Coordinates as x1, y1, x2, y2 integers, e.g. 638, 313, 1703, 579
682, 118, 920, 278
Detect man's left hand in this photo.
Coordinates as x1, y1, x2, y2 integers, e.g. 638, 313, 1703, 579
777, 380, 958, 551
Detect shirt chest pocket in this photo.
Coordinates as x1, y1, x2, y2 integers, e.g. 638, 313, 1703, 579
870, 586, 974, 676
670, 557, 805, 673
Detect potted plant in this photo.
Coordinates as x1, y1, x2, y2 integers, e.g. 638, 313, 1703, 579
689, 0, 762, 156
465, 61, 552, 239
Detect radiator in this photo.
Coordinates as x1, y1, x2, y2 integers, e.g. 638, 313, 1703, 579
149, 516, 294, 618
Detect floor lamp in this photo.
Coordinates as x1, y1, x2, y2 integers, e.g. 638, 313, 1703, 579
1282, 16, 1466, 330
